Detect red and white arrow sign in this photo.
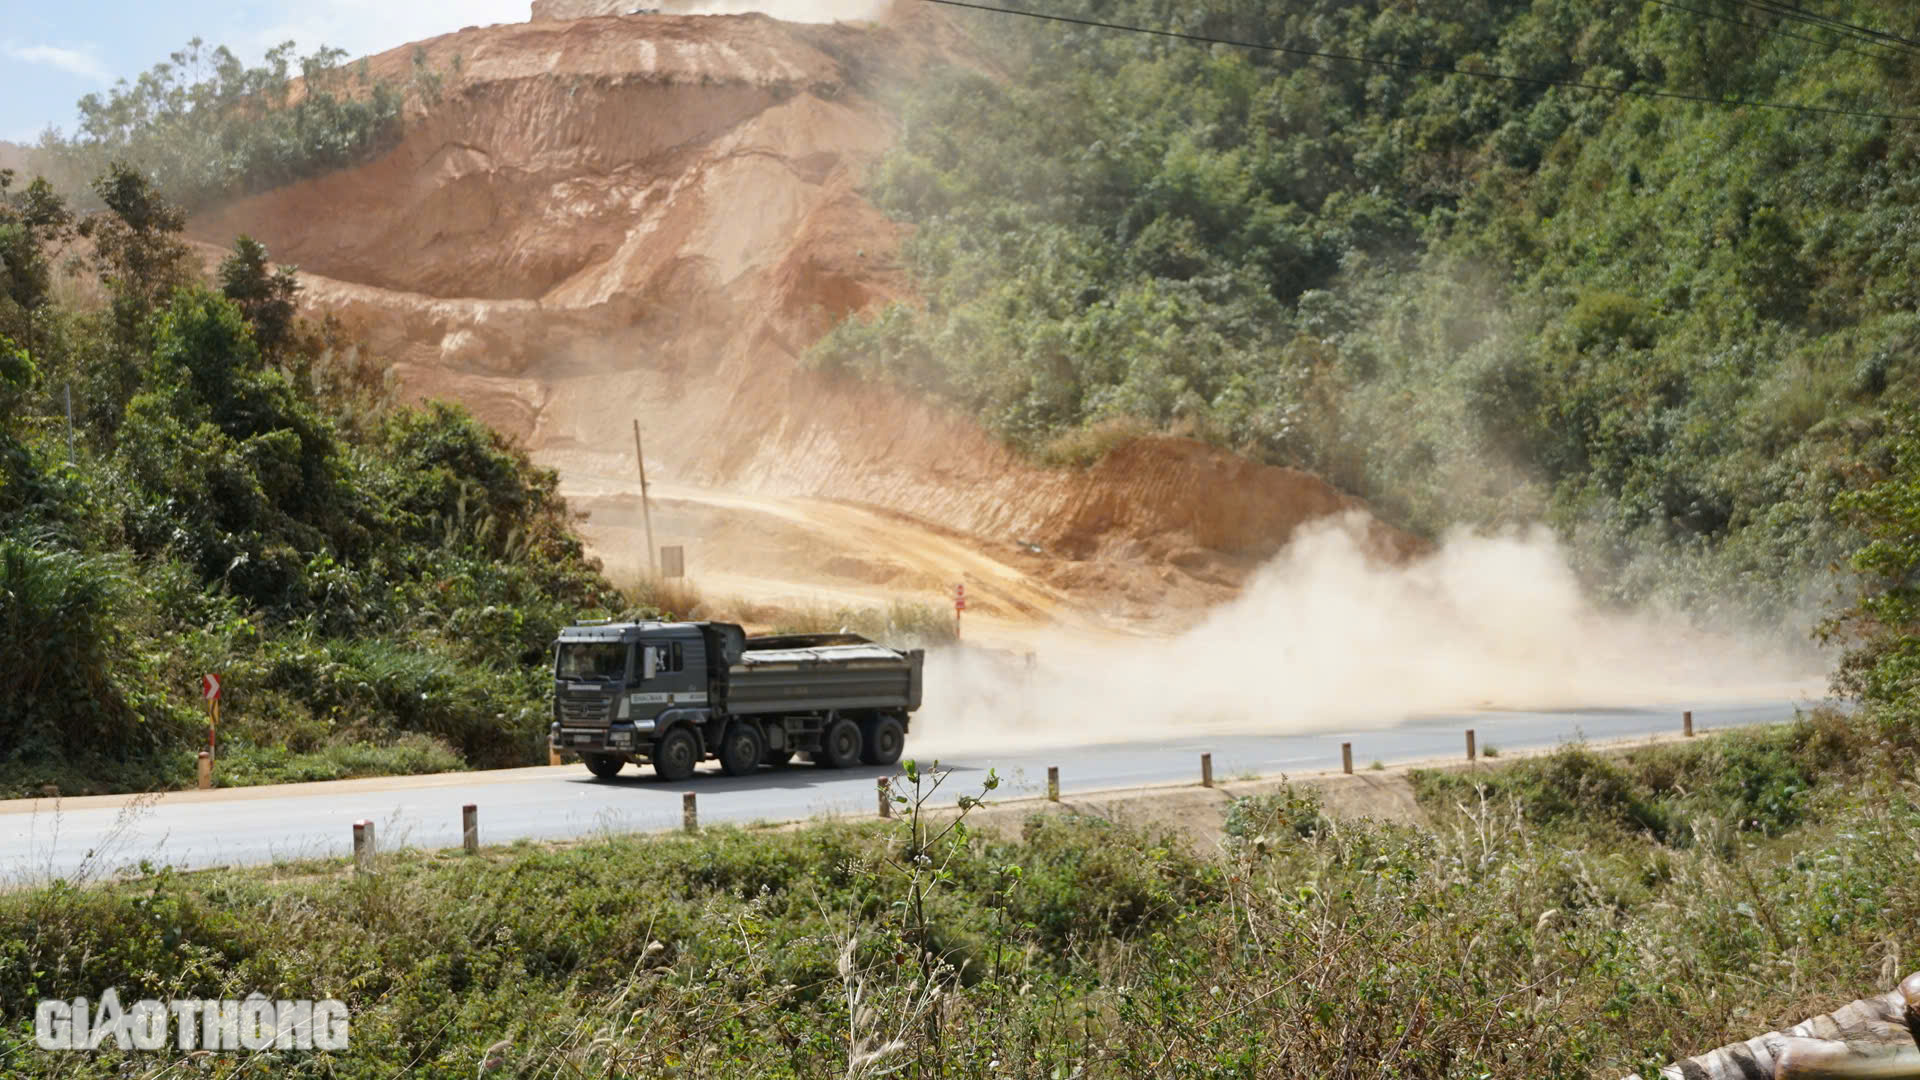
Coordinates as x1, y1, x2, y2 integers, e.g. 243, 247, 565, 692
201, 673, 222, 701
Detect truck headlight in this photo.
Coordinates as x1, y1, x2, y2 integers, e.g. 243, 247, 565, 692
611, 730, 633, 748
633, 717, 657, 732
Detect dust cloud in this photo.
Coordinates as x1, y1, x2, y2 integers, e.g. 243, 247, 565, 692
910, 514, 1828, 754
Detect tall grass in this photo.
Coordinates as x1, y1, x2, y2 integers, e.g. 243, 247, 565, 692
608, 571, 958, 648
769, 597, 958, 647
612, 571, 709, 622
2, 715, 1916, 1077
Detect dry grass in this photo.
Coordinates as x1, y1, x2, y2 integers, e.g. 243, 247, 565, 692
612, 571, 710, 621
605, 574, 956, 647
1036, 415, 1154, 467
4, 719, 1919, 1078
767, 597, 958, 647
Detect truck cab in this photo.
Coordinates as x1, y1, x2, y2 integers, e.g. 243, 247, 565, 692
551, 621, 721, 777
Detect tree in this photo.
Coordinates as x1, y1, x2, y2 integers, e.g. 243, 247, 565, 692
79, 162, 192, 341
220, 235, 301, 356
1825, 429, 1920, 721
0, 172, 74, 352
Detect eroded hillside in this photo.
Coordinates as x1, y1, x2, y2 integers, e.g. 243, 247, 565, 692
186, 4, 1412, 630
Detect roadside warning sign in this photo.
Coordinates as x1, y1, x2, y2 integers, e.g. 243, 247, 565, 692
202, 673, 222, 701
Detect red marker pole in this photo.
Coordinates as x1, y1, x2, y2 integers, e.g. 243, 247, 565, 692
954, 583, 966, 641
201, 674, 222, 759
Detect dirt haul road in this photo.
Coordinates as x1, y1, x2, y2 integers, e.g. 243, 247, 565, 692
558, 468, 1145, 646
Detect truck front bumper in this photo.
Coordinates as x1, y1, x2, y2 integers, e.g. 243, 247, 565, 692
551, 721, 655, 755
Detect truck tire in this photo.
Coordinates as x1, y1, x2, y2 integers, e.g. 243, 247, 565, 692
818, 716, 864, 769
717, 724, 765, 777
651, 727, 699, 782
861, 715, 905, 766
584, 753, 625, 779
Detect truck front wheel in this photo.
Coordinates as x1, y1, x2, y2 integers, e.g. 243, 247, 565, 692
818, 717, 864, 769
652, 728, 699, 782
861, 715, 904, 766
717, 724, 765, 777
584, 753, 625, 779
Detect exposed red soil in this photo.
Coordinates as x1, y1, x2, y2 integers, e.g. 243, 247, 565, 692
184, 3, 1417, 629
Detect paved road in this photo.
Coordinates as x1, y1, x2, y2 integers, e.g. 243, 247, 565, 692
0, 701, 1813, 881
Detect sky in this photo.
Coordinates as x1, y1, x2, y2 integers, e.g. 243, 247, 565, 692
0, 0, 532, 144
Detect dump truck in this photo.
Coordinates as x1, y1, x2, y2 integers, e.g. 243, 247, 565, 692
548, 620, 923, 780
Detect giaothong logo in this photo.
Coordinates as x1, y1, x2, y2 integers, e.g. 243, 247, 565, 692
35, 990, 349, 1051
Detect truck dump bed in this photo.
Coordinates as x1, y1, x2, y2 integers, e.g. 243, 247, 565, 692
724, 641, 924, 715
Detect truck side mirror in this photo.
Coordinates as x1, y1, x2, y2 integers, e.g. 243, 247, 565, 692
642, 646, 658, 681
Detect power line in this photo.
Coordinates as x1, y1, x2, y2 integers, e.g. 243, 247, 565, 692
1749, 0, 1920, 52
1645, 0, 1902, 63
1730, 0, 1920, 55
917, 0, 1920, 124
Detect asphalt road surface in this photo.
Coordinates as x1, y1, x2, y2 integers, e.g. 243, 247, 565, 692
0, 701, 1813, 881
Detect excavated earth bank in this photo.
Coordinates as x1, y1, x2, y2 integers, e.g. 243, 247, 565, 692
187, 3, 1416, 627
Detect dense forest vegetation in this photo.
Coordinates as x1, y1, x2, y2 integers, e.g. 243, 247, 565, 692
814, 0, 1920, 644
0, 165, 624, 796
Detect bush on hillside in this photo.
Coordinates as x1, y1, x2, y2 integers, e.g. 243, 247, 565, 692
0, 167, 619, 794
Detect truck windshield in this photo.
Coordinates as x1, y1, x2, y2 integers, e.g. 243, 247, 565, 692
556, 643, 628, 681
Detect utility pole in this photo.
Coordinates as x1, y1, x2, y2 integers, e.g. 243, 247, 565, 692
632, 419, 657, 575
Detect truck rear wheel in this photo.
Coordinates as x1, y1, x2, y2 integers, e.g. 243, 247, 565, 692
861, 715, 905, 766
584, 753, 625, 779
818, 717, 864, 769
651, 727, 699, 782
717, 724, 765, 777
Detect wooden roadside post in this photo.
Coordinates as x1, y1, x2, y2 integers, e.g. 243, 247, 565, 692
1466, 729, 1477, 763
1684, 710, 1694, 738
462, 804, 479, 854
683, 792, 698, 833
1200, 753, 1213, 788
353, 820, 375, 875
1342, 743, 1354, 775
1047, 766, 1059, 802
197, 751, 212, 790
877, 777, 891, 818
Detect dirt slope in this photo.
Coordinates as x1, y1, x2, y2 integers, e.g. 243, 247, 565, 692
186, 5, 1415, 629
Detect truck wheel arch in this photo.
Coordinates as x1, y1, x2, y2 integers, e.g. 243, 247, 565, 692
654, 710, 712, 755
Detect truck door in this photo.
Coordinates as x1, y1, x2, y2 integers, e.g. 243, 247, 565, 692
630, 635, 706, 726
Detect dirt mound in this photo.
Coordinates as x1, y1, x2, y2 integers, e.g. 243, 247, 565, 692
186, 4, 1414, 627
